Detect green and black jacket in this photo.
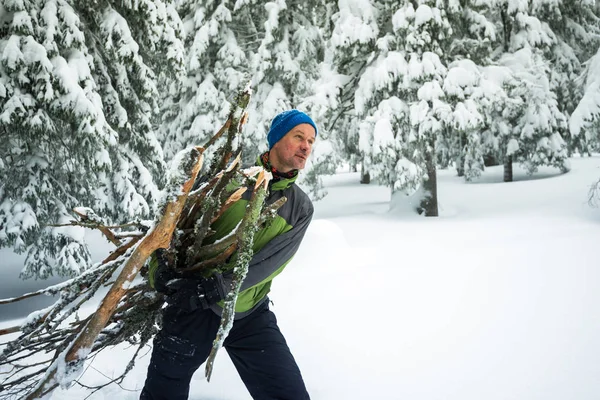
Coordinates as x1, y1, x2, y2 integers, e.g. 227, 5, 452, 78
150, 157, 314, 319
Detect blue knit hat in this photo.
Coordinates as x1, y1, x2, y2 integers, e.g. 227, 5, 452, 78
267, 110, 318, 149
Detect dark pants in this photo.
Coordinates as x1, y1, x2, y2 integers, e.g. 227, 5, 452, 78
140, 300, 309, 400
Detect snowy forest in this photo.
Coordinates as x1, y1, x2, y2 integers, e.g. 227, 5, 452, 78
1, 0, 600, 279
1, 0, 600, 398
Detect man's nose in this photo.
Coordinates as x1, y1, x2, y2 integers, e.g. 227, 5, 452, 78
300, 140, 310, 152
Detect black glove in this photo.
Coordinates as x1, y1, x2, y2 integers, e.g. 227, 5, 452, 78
153, 249, 227, 311
153, 249, 178, 295
165, 274, 227, 312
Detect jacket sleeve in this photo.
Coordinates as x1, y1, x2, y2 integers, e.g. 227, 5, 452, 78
221, 202, 314, 292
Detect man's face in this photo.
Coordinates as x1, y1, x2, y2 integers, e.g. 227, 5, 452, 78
269, 123, 316, 172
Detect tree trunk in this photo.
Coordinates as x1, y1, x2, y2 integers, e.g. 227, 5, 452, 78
503, 155, 513, 182
456, 132, 465, 177
456, 159, 465, 177
483, 153, 498, 167
360, 160, 370, 184
500, 6, 512, 52
455, 151, 465, 178
419, 150, 439, 217
360, 171, 370, 184
349, 154, 358, 172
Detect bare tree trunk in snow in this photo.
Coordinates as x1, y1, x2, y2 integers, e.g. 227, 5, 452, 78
419, 148, 439, 217
360, 160, 370, 184
456, 131, 466, 177
504, 155, 513, 182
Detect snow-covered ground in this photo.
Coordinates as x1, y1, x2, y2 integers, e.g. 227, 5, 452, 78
2, 156, 600, 400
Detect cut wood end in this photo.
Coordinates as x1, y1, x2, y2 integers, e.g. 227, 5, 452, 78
0, 324, 20, 336
229, 187, 246, 203
254, 170, 265, 190
210, 187, 248, 224
193, 153, 205, 176
240, 112, 248, 127
226, 153, 242, 173
181, 153, 205, 193
241, 166, 263, 178
261, 171, 273, 190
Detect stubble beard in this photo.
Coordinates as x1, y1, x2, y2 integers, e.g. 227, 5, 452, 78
292, 154, 307, 170
270, 146, 308, 172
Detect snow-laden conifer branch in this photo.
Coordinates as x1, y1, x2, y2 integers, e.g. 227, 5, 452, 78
0, 0, 186, 280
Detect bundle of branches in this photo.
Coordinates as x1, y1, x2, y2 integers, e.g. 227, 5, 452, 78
0, 85, 284, 399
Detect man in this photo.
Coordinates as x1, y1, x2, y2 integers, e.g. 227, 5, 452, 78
140, 109, 317, 400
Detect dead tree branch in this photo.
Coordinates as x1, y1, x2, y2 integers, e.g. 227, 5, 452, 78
0, 84, 279, 399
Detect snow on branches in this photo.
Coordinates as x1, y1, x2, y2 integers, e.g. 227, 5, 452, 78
0, 0, 185, 279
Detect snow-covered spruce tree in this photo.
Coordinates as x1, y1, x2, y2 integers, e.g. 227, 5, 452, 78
0, 0, 184, 278
161, 0, 248, 164
525, 0, 600, 156
571, 45, 600, 151
487, 0, 569, 181
297, 62, 341, 200
446, 0, 497, 65
499, 49, 569, 180
475, 62, 525, 179
325, 0, 380, 183
572, 46, 600, 203
295, 1, 342, 199
357, 0, 456, 216
440, 0, 497, 177
441, 59, 486, 180
241, 0, 327, 165
550, 1, 600, 155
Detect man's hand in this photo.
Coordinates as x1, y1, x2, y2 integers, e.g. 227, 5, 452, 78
153, 249, 227, 311
153, 249, 177, 295
166, 274, 227, 312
